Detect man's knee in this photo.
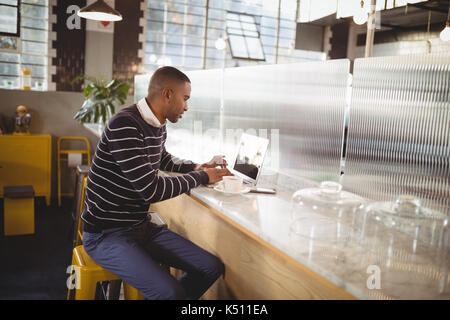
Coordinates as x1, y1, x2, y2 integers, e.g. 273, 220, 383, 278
205, 255, 226, 280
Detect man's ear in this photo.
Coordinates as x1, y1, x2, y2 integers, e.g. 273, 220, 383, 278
162, 88, 172, 101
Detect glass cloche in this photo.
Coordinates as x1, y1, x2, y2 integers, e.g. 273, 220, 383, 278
289, 181, 366, 241
354, 195, 450, 298
355, 195, 449, 251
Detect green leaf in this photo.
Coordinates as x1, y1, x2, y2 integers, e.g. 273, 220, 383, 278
105, 79, 117, 88
101, 104, 107, 125
83, 83, 95, 97
94, 105, 100, 123
107, 102, 116, 117
74, 76, 129, 124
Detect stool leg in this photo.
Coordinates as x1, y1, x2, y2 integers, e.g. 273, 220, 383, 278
107, 279, 122, 300
123, 282, 145, 300
67, 256, 78, 300
75, 270, 98, 300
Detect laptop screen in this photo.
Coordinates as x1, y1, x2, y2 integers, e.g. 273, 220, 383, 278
232, 133, 269, 183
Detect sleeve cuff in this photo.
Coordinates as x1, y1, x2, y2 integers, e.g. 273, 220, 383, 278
197, 170, 210, 185
182, 162, 197, 173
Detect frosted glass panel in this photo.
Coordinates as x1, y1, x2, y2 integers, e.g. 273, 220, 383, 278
135, 60, 350, 172
134, 70, 222, 164
222, 59, 350, 182
343, 52, 450, 215
171, 68, 222, 133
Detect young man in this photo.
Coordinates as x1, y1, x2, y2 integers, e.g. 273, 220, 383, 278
81, 66, 232, 299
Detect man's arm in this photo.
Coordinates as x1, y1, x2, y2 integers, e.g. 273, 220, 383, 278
159, 147, 198, 174
160, 149, 229, 174
105, 116, 209, 203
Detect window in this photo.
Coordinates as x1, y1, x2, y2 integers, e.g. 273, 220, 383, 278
0, 0, 48, 90
0, 0, 20, 37
144, 0, 207, 72
226, 12, 265, 61
143, 0, 322, 73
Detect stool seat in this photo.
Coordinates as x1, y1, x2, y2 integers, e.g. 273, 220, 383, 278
4, 185, 34, 198
73, 245, 116, 274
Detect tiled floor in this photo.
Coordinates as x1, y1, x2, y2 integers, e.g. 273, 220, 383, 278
0, 198, 73, 300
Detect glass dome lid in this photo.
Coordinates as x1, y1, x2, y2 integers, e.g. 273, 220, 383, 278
357, 195, 449, 251
291, 181, 365, 214
361, 195, 448, 222
289, 181, 365, 241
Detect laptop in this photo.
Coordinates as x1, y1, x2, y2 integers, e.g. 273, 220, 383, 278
231, 133, 269, 186
206, 133, 276, 194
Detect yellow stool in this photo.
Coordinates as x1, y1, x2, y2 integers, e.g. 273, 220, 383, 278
67, 245, 144, 300
57, 136, 91, 207
68, 179, 168, 300
74, 177, 87, 247
3, 186, 35, 236
68, 177, 144, 300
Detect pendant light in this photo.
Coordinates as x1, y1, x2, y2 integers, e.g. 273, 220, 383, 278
353, 0, 368, 25
441, 22, 450, 42
215, 37, 227, 51
440, 4, 450, 42
77, 0, 122, 22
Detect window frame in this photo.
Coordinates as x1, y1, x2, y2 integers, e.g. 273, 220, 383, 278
226, 11, 266, 62
0, 0, 21, 38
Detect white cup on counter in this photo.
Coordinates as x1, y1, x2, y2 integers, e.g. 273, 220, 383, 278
222, 176, 243, 193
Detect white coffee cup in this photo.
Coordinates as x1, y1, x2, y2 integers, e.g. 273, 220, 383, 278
222, 176, 243, 193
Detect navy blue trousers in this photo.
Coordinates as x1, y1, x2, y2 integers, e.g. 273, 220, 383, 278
83, 218, 225, 300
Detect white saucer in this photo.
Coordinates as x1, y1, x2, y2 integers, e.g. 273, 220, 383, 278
214, 181, 251, 195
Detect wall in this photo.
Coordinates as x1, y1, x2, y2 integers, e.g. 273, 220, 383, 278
347, 24, 450, 59
83, 0, 115, 82
84, 31, 114, 81
0, 89, 134, 205
51, 0, 87, 91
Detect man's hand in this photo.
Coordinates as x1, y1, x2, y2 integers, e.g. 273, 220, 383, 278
204, 168, 233, 184
194, 155, 228, 171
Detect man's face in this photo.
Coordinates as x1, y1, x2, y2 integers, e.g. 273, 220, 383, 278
166, 81, 191, 123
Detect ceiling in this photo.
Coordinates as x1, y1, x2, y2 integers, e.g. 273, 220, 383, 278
306, 0, 449, 30
381, 0, 448, 30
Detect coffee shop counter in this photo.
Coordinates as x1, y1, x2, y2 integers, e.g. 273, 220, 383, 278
155, 171, 449, 300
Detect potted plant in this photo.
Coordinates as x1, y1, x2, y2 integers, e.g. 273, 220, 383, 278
73, 76, 130, 125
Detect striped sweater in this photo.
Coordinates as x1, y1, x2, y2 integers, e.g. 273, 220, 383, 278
81, 104, 209, 231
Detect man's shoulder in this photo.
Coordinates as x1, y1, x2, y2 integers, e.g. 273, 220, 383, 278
106, 104, 164, 139
112, 104, 139, 120
107, 105, 141, 128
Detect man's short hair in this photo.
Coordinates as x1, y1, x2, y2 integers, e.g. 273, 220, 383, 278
148, 66, 190, 97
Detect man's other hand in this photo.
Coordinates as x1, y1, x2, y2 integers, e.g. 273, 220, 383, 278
204, 168, 233, 184
195, 155, 228, 171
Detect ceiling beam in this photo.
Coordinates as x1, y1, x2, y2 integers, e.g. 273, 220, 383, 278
408, 3, 448, 15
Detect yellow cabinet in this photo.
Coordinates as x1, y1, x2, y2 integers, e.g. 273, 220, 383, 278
0, 135, 52, 206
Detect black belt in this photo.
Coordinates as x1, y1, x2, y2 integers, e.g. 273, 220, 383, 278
83, 223, 103, 233
83, 218, 148, 234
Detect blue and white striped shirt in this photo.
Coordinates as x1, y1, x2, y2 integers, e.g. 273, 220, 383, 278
81, 103, 209, 231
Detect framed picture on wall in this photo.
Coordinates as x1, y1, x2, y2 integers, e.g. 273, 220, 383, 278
0, 35, 20, 53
